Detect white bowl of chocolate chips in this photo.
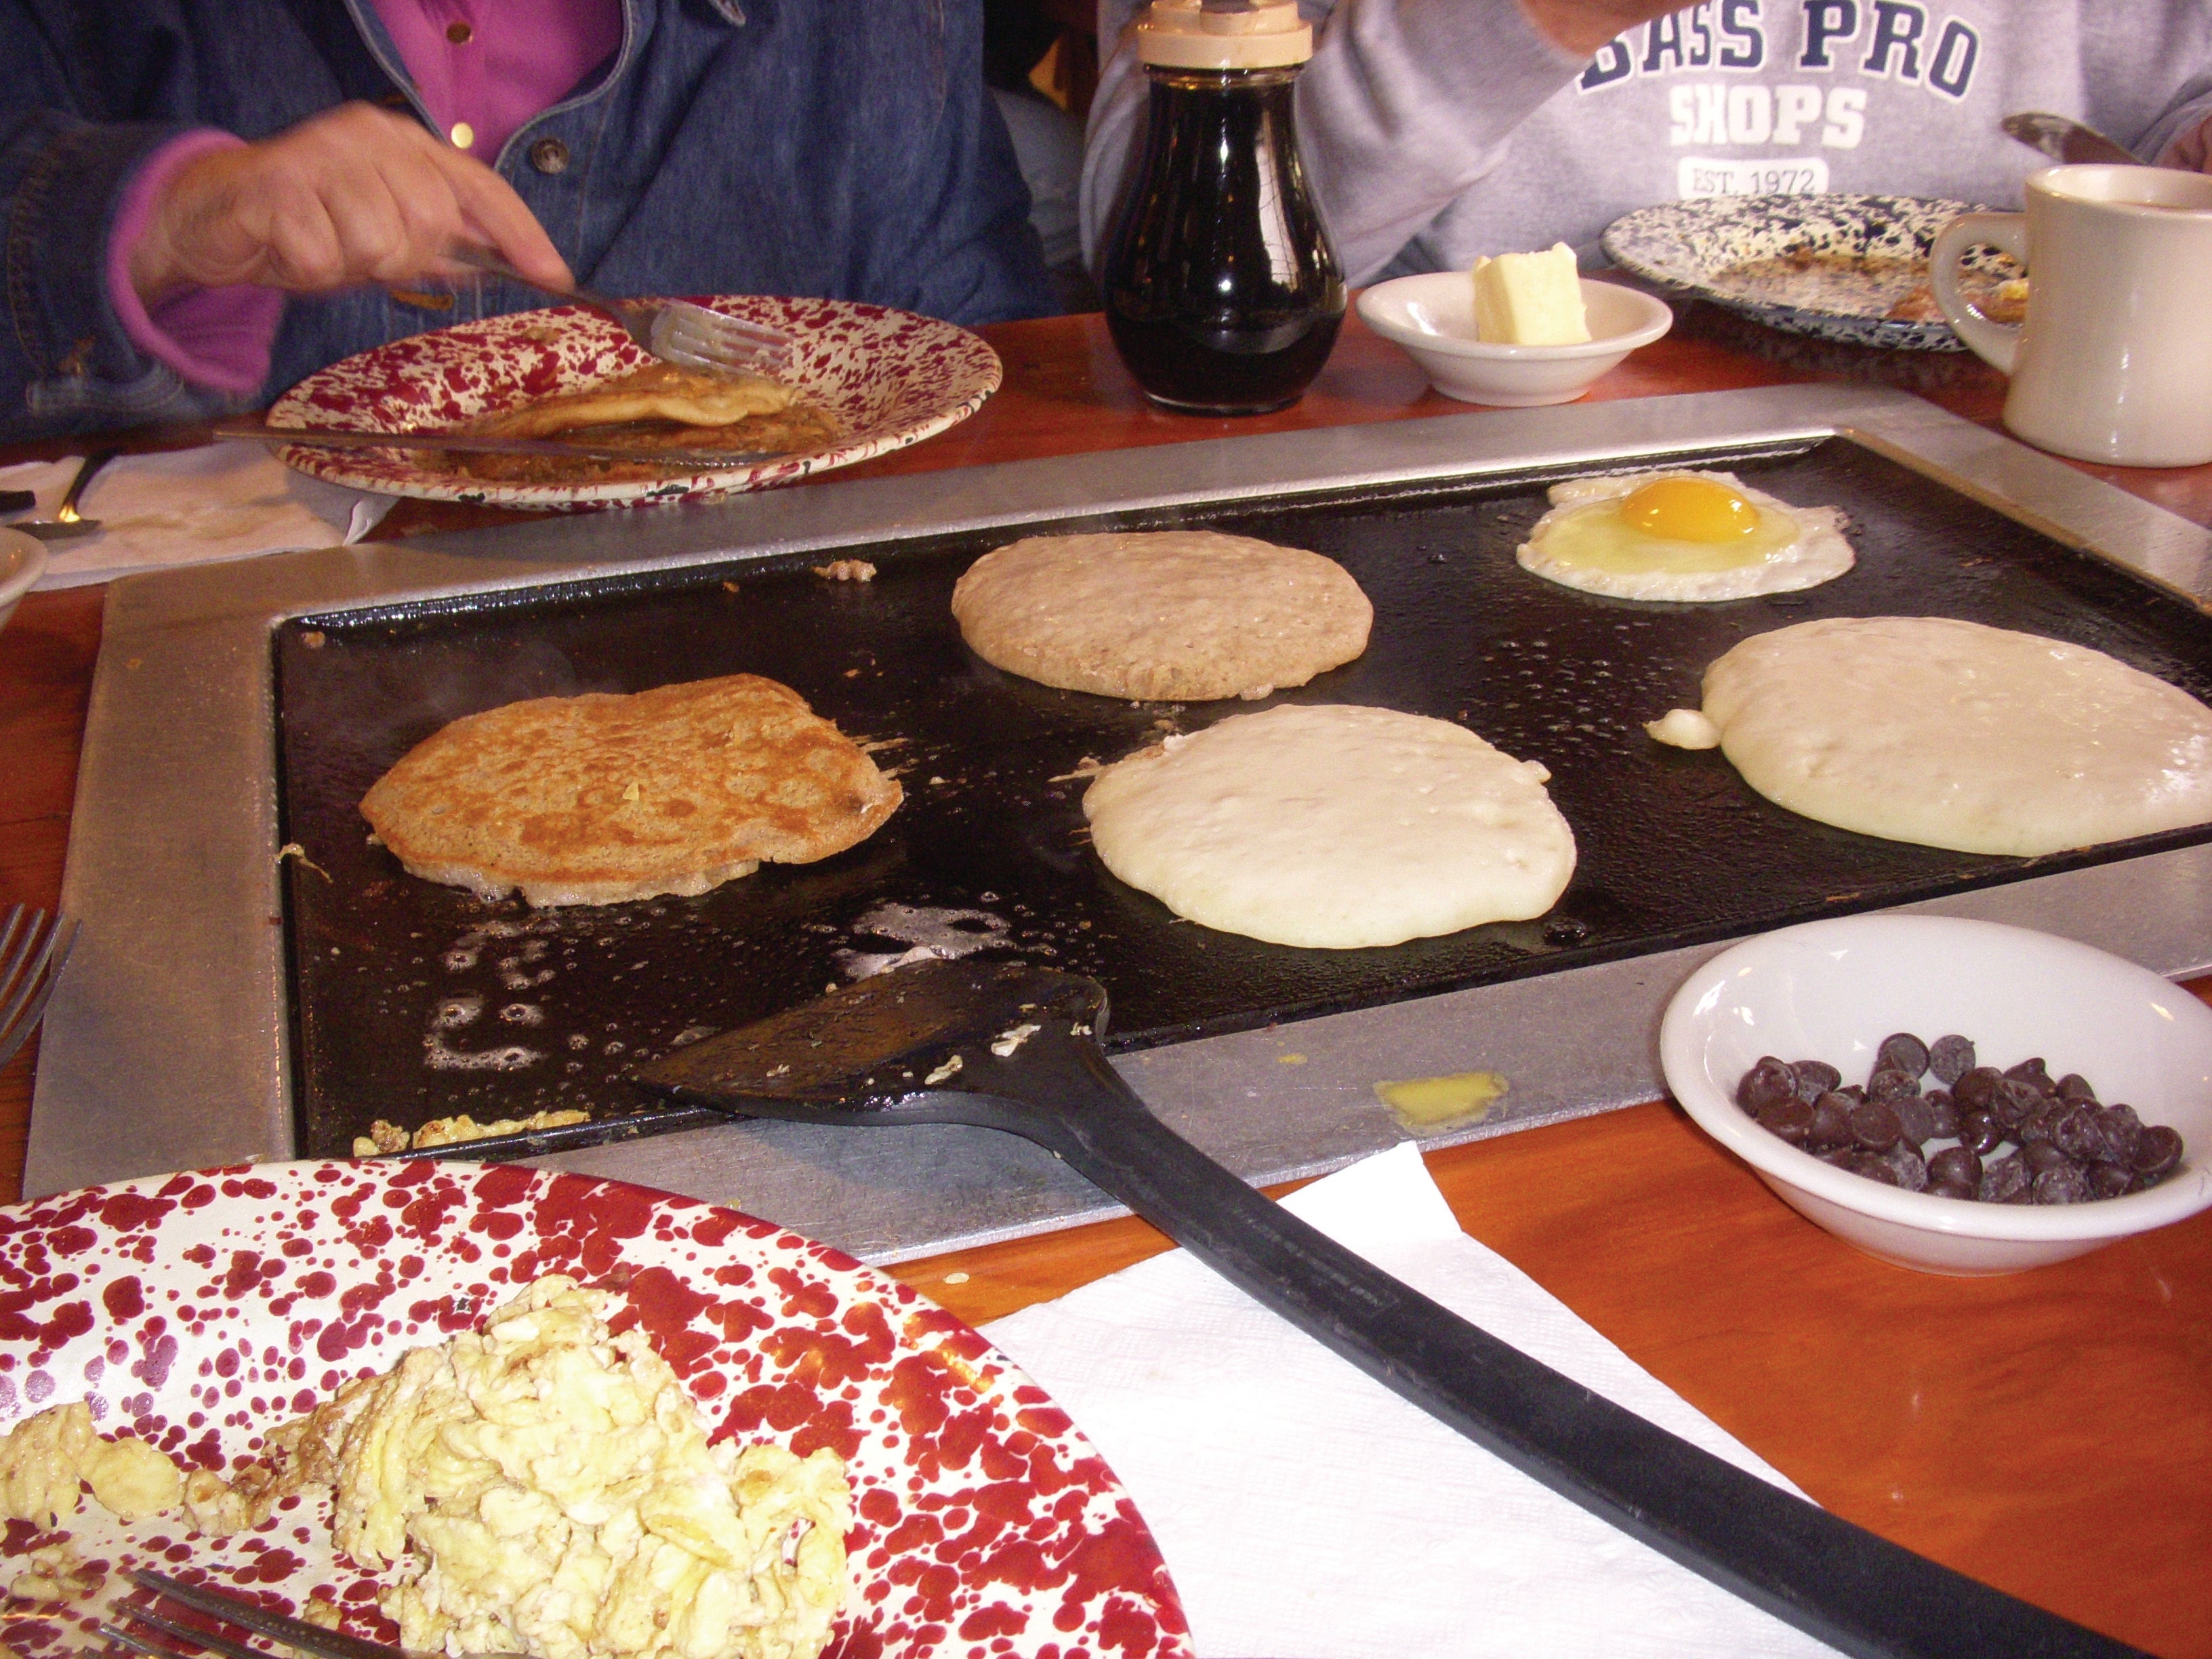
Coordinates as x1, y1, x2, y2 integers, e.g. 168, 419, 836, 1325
1660, 914, 2212, 1275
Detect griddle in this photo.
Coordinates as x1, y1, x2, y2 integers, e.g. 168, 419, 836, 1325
274, 436, 2212, 1160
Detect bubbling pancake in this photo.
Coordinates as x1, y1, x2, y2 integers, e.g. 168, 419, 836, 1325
1649, 617, 2212, 855
1082, 704, 1576, 949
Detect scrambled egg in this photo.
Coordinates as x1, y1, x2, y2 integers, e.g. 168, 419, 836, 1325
354, 1109, 591, 1156
0, 1277, 850, 1659
281, 1277, 848, 1659
0, 1400, 181, 1528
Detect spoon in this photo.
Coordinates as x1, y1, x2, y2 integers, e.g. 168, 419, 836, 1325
2002, 112, 2137, 167
632, 959, 2146, 1659
11, 448, 117, 540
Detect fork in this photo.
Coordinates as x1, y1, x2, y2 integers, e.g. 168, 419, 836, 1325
447, 247, 791, 380
0, 904, 77, 1069
106, 1570, 525, 1659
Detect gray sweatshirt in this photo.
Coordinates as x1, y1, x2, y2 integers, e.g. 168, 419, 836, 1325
1082, 0, 2212, 285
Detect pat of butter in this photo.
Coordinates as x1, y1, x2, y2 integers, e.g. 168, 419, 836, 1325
1374, 1069, 1509, 1130
1471, 243, 1590, 345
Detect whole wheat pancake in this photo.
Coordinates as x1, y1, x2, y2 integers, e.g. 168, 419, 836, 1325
951, 530, 1372, 701
361, 674, 901, 906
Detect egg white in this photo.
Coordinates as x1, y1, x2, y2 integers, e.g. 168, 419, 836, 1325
1515, 469, 1853, 601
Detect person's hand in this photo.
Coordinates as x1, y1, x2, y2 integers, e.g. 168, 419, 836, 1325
128, 102, 572, 306
1517, 0, 1694, 56
2156, 112, 2212, 173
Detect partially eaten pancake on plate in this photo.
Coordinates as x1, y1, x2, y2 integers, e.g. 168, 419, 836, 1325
450, 361, 839, 483
1082, 703, 1575, 949
951, 529, 1372, 701
1646, 616, 2212, 855
361, 673, 901, 905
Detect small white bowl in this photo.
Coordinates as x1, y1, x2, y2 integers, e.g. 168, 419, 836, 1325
1659, 915, 2212, 1275
0, 527, 45, 632
1356, 273, 1673, 406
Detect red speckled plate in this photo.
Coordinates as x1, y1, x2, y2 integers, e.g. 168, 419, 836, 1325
0, 1161, 1189, 1659
264, 298, 1002, 510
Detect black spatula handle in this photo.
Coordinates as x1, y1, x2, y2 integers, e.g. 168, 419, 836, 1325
995, 1039, 2144, 1659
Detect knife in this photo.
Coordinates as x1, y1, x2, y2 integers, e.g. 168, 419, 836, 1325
2001, 112, 2137, 167
211, 418, 781, 470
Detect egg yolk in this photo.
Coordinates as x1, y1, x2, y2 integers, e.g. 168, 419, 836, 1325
1619, 476, 1762, 543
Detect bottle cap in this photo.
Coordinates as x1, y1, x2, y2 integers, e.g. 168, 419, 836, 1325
1135, 0, 1313, 69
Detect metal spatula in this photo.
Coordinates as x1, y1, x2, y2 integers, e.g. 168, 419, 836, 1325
632, 960, 2143, 1659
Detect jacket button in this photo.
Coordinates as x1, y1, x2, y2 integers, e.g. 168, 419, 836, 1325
529, 138, 571, 176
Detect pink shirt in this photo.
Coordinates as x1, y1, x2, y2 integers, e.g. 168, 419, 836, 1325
111, 0, 623, 393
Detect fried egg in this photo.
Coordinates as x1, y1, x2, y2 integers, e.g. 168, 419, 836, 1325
1515, 470, 1853, 601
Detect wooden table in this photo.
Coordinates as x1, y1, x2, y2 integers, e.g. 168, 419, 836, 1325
3, 302, 2207, 1658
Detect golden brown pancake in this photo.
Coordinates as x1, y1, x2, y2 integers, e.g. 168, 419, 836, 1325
447, 362, 839, 484
360, 674, 901, 905
466, 361, 792, 437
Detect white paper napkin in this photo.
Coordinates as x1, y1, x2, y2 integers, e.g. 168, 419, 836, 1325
9, 446, 393, 590
981, 1142, 1841, 1658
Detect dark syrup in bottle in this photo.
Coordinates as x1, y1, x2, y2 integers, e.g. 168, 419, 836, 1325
1103, 58, 1344, 414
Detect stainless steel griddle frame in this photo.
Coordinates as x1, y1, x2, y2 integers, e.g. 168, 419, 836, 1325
29, 384, 2212, 1260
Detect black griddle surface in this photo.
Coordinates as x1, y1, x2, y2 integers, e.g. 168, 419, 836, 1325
276, 440, 2212, 1158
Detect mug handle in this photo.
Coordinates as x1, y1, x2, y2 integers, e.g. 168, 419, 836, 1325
1931, 211, 2026, 373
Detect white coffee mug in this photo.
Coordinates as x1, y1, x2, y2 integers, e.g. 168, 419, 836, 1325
1932, 165, 2212, 469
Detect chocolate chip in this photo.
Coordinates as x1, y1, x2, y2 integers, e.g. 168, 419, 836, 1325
1884, 1141, 1929, 1192
2004, 1057, 2057, 1096
1892, 1092, 1936, 1145
2053, 1105, 2106, 1162
2087, 1162, 2135, 1199
1877, 1032, 1929, 1078
1792, 1059, 1842, 1102
1849, 1099, 1904, 1151
2132, 1126, 2184, 1180
1757, 1097, 1815, 1145
1979, 1154, 2030, 1204
2032, 1164, 2091, 1204
2022, 1140, 2075, 1176
1738, 1056, 1799, 1113
1921, 1089, 1959, 1139
1958, 1110, 2004, 1155
2056, 1072, 2099, 1103
1806, 1093, 1854, 1151
1927, 1145, 1982, 1188
1928, 1035, 1976, 1086
1953, 1066, 2003, 1110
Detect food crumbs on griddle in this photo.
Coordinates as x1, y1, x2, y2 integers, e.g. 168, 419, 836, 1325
811, 559, 876, 582
989, 1023, 1041, 1058
277, 842, 333, 880
924, 1054, 964, 1084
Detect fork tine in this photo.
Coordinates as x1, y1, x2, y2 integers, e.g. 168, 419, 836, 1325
102, 1613, 272, 1659
0, 910, 70, 1070
0, 905, 32, 1003
0, 914, 75, 1069
127, 1570, 403, 1659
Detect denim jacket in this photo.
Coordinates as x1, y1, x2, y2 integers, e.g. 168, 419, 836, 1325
0, 0, 1052, 438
